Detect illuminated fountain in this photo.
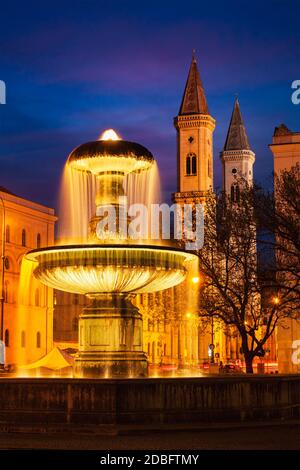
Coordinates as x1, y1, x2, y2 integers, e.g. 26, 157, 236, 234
25, 129, 197, 378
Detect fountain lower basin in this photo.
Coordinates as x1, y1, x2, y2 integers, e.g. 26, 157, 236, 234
26, 244, 197, 378
26, 244, 195, 295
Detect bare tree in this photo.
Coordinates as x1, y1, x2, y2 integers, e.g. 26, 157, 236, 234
256, 164, 300, 308
197, 184, 296, 373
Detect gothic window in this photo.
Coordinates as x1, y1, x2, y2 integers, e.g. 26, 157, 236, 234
5, 225, 10, 243
191, 154, 197, 175
186, 153, 197, 176
36, 332, 41, 348
4, 329, 9, 347
21, 229, 26, 247
186, 155, 191, 175
36, 233, 41, 248
231, 184, 240, 203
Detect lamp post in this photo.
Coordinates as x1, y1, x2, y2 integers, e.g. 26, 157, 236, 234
0, 194, 5, 344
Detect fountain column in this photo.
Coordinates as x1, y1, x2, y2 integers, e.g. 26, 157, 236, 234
74, 294, 148, 378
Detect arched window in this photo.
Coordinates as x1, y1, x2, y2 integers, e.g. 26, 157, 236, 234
36, 233, 41, 248
186, 155, 191, 175
5, 225, 10, 243
36, 331, 41, 348
186, 153, 197, 176
21, 229, 26, 247
231, 184, 240, 203
191, 154, 197, 175
4, 329, 9, 347
4, 281, 9, 303
4, 257, 10, 270
35, 288, 40, 307
72, 317, 78, 331
21, 330, 26, 348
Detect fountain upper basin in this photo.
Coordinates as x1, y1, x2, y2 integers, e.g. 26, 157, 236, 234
26, 244, 197, 296
68, 140, 154, 174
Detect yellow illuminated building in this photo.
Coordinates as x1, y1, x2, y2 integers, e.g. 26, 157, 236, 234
269, 124, 300, 373
0, 187, 56, 366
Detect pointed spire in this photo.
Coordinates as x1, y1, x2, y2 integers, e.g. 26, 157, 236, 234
224, 98, 251, 151
179, 54, 209, 115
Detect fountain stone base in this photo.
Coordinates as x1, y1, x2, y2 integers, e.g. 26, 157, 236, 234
74, 294, 148, 378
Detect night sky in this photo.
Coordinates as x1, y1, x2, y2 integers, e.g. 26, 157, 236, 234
0, 0, 299, 209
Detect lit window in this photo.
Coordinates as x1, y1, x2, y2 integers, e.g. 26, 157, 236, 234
21, 331, 26, 348
21, 229, 26, 247
36, 233, 41, 248
4, 257, 10, 270
36, 332, 41, 348
5, 225, 10, 243
4, 329, 9, 347
4, 281, 9, 303
35, 288, 40, 307
72, 317, 78, 331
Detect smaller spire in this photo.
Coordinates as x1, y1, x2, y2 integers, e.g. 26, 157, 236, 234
179, 53, 209, 115
224, 98, 251, 151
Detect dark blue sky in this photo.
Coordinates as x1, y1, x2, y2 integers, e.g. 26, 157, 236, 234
0, 0, 299, 208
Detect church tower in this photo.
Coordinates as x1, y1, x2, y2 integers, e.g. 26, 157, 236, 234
173, 54, 215, 205
220, 98, 255, 200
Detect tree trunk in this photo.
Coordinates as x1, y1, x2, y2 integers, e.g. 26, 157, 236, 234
244, 353, 254, 374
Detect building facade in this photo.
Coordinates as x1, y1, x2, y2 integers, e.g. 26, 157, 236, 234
269, 124, 300, 373
0, 187, 56, 366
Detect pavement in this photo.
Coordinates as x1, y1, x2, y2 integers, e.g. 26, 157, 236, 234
0, 422, 299, 450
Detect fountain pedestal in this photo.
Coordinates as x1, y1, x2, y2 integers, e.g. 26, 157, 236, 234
74, 294, 148, 378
